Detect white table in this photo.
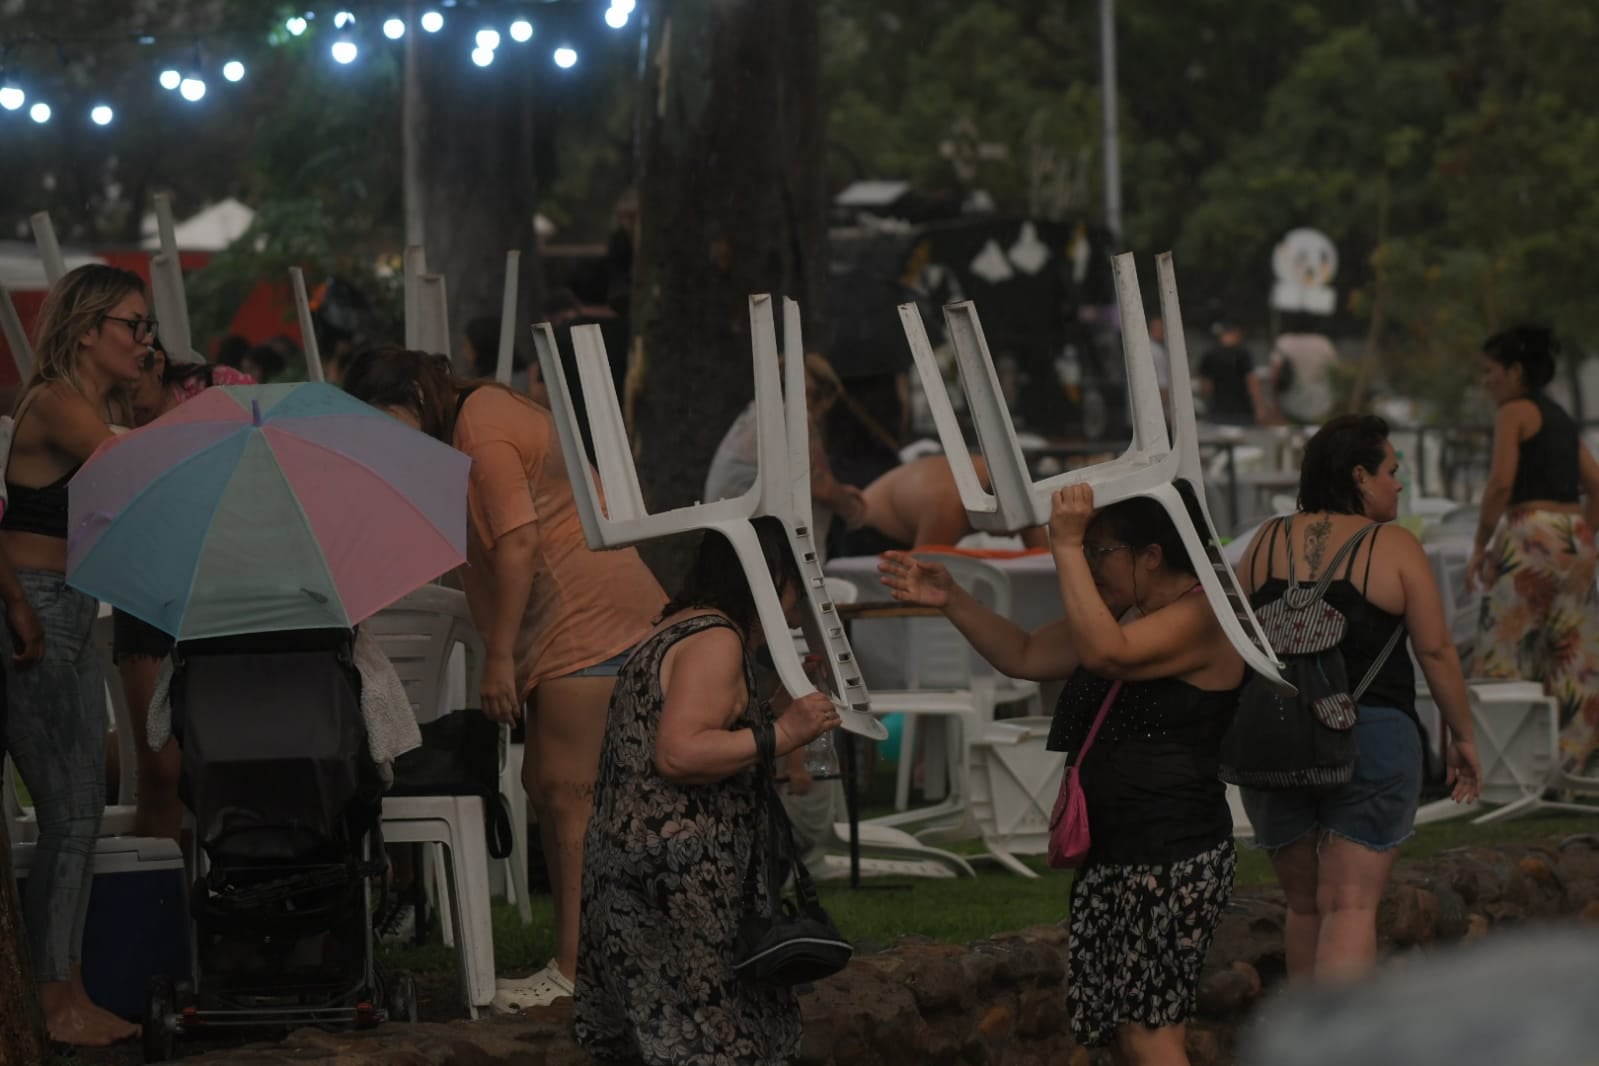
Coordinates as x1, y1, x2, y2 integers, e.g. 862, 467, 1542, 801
825, 552, 1066, 719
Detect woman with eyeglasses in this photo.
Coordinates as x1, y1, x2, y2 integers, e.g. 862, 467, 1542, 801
880, 487, 1244, 1065
0, 264, 149, 1046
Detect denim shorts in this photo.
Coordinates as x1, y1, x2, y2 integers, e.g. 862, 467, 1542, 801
564, 647, 633, 679
1241, 704, 1423, 852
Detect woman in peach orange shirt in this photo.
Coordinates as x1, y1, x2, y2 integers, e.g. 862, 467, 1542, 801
343, 348, 665, 1007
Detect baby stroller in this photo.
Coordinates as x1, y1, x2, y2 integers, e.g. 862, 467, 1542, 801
143, 627, 416, 1062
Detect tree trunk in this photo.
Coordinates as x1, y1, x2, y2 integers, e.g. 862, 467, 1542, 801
0, 822, 46, 1064
629, 0, 829, 586
411, 22, 544, 366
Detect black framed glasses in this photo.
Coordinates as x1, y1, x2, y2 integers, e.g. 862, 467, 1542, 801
1084, 543, 1131, 571
103, 315, 158, 343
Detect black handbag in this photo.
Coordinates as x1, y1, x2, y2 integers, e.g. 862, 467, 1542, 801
389, 708, 515, 860
732, 721, 852, 986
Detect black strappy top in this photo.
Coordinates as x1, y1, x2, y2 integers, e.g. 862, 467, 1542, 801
1247, 517, 1415, 716
2, 467, 78, 539
1511, 394, 1580, 504
1047, 671, 1241, 865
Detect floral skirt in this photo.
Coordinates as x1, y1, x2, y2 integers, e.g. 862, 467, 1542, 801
1066, 840, 1235, 1049
1473, 510, 1599, 773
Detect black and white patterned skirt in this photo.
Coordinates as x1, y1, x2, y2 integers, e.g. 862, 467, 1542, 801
1066, 840, 1236, 1049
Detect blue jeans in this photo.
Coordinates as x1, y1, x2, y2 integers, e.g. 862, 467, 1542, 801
2, 569, 105, 981
1242, 704, 1423, 852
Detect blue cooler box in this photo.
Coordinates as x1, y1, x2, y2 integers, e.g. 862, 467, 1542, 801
14, 835, 190, 1020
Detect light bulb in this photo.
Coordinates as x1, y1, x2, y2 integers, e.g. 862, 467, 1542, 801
333, 11, 355, 29
553, 46, 577, 69
476, 29, 500, 50
179, 76, 206, 101
90, 104, 113, 126
605, 6, 628, 29
29, 101, 50, 123
331, 39, 359, 64
614, 0, 636, 13
285, 15, 308, 36
0, 85, 24, 111
159, 68, 181, 90
383, 18, 406, 40
471, 46, 495, 67
222, 60, 245, 82
420, 11, 444, 33
509, 19, 533, 43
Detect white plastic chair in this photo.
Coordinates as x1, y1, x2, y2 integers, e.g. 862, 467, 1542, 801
863, 556, 1043, 865
1465, 680, 1599, 824
365, 585, 499, 1017
897, 251, 1288, 694
532, 295, 885, 743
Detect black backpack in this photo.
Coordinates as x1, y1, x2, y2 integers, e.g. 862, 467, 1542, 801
1220, 518, 1404, 789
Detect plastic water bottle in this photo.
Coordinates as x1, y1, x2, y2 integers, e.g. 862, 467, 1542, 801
801, 655, 842, 780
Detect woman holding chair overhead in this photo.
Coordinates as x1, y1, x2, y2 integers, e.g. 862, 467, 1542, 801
883, 488, 1244, 1065
342, 347, 665, 1010
1468, 324, 1599, 773
1, 264, 147, 1046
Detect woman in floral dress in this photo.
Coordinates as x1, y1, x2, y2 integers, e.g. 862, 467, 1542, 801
575, 518, 839, 1065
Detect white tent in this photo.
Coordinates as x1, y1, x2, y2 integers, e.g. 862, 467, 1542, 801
0, 241, 103, 291
138, 198, 255, 252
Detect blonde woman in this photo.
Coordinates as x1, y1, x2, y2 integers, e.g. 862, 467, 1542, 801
1, 264, 147, 1046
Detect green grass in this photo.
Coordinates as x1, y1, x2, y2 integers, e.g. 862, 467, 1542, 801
381, 810, 1599, 977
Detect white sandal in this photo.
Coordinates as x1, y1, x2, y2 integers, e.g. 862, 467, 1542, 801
490, 960, 575, 1013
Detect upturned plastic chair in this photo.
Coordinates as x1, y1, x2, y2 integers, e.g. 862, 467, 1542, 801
897, 251, 1288, 691
532, 295, 885, 742
366, 585, 499, 1017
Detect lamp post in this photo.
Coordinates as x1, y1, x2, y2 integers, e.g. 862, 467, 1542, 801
1098, 0, 1121, 243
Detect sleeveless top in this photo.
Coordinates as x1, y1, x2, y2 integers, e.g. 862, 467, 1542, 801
1511, 394, 1579, 504
1047, 670, 1241, 865
1248, 517, 1416, 716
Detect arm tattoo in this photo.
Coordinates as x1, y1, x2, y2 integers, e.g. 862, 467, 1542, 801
1305, 514, 1333, 575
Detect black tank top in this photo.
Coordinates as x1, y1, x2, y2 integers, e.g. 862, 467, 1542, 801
1248, 518, 1416, 717
1511, 394, 1579, 504
1047, 671, 1240, 865
0, 468, 77, 539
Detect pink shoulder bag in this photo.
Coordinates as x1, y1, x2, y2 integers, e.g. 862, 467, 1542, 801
1047, 680, 1123, 869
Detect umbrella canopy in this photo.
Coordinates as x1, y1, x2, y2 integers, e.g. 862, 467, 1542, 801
67, 382, 470, 640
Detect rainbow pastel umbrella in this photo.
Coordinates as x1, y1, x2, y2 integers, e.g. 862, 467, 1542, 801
66, 383, 470, 640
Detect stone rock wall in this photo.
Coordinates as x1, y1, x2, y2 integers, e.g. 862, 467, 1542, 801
184, 836, 1599, 1065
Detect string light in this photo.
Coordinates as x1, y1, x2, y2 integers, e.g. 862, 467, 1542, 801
0, 4, 644, 122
